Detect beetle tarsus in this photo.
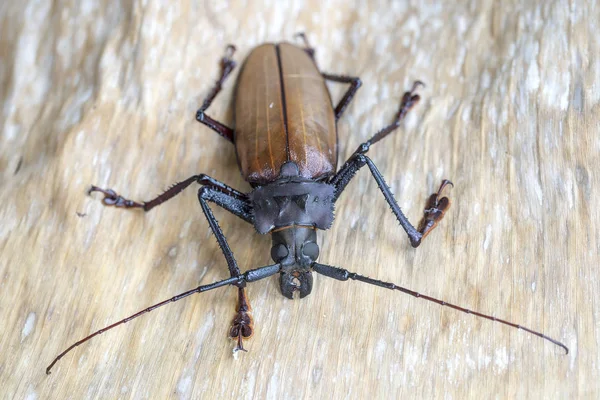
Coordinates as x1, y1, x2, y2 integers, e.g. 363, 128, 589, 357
88, 186, 145, 209
224, 44, 236, 59
229, 287, 253, 352
417, 179, 453, 240
395, 80, 424, 125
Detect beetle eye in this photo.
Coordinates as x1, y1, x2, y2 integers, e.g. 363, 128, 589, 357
271, 243, 289, 262
302, 242, 319, 260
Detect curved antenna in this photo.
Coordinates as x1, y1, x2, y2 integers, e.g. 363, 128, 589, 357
312, 262, 568, 354
46, 263, 281, 375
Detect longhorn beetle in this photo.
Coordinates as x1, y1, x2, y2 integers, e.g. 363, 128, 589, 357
47, 34, 567, 374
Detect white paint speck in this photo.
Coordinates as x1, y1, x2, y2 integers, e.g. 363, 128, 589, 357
269, 102, 274, 108
21, 312, 36, 341
531, 281, 536, 292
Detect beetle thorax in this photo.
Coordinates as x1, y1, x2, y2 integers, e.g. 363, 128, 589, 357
249, 162, 335, 234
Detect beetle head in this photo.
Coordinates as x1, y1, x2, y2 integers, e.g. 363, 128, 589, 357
270, 227, 319, 299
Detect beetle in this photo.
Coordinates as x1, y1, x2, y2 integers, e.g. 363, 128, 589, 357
46, 34, 567, 374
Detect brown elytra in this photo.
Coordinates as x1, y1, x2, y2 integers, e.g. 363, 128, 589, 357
235, 43, 336, 185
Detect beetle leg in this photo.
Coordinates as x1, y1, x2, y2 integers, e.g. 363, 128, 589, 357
331, 153, 451, 247
294, 32, 316, 60
293, 32, 362, 120
89, 174, 252, 222
332, 80, 423, 186
229, 286, 254, 352
198, 186, 256, 351
322, 73, 362, 121
196, 45, 237, 143
417, 179, 453, 241
356, 80, 424, 154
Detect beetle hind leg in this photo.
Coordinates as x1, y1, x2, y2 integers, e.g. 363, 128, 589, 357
229, 287, 254, 352
294, 32, 316, 60
195, 45, 237, 143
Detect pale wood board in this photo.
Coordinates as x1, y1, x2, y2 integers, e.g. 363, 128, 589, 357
1, 1, 597, 398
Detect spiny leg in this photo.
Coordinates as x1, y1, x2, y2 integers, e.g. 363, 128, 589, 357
90, 177, 256, 351
198, 186, 255, 351
312, 262, 568, 353
331, 81, 424, 193
332, 153, 421, 247
195, 44, 237, 143
89, 174, 251, 220
332, 153, 451, 247
46, 263, 281, 375
330, 81, 450, 246
344, 80, 424, 167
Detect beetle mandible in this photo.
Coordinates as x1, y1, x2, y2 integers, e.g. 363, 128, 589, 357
46, 34, 567, 374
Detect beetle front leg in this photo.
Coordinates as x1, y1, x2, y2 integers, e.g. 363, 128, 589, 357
331, 153, 451, 248
198, 186, 255, 351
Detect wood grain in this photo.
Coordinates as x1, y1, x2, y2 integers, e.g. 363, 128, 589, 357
1, 1, 597, 398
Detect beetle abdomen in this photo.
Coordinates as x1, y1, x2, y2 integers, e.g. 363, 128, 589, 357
235, 43, 337, 185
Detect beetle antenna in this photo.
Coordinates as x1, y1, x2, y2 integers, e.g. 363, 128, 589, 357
46, 264, 281, 375
312, 263, 568, 354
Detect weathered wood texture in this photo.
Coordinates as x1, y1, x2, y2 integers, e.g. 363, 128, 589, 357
1, 1, 597, 399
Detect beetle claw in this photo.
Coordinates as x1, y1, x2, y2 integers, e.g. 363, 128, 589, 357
411, 80, 425, 92
88, 185, 145, 209
417, 180, 453, 240
225, 44, 236, 59
230, 287, 253, 352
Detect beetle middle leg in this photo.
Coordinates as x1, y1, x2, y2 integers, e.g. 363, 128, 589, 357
198, 186, 256, 352
195, 44, 237, 143
89, 174, 252, 222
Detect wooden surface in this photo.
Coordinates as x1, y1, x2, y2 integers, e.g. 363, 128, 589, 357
1, 1, 597, 398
